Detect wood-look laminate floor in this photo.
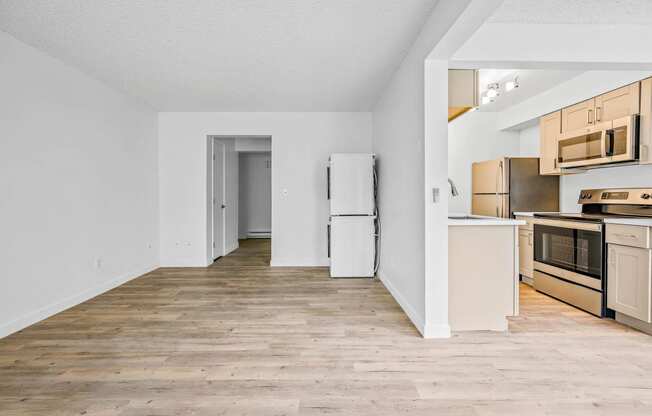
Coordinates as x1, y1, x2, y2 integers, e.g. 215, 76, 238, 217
3, 239, 652, 415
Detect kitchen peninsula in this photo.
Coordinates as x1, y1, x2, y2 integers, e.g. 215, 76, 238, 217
448, 214, 524, 331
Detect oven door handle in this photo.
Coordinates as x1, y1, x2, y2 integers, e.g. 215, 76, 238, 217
532, 218, 602, 232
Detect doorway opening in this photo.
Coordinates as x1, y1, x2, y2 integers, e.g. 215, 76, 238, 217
207, 136, 272, 264
238, 152, 271, 240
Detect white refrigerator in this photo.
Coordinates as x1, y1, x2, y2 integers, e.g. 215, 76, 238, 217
327, 153, 377, 278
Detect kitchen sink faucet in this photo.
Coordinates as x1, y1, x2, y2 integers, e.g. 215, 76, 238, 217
448, 178, 459, 197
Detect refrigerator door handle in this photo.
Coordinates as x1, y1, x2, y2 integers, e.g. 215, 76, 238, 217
327, 223, 331, 258
495, 163, 500, 217
326, 166, 331, 200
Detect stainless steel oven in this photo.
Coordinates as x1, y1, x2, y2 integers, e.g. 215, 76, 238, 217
533, 218, 605, 316
533, 188, 652, 318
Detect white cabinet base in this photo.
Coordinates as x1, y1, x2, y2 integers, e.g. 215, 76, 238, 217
329, 216, 375, 278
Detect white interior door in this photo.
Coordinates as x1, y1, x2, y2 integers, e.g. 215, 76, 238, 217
213, 140, 225, 259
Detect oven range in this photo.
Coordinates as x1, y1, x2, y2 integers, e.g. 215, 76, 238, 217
532, 188, 652, 317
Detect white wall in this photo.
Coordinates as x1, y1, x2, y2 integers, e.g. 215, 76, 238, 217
518, 124, 540, 157
453, 23, 652, 67
235, 137, 271, 152
159, 112, 372, 267
239, 152, 272, 238
448, 111, 521, 213
560, 166, 652, 212
371, 0, 497, 338
0, 31, 159, 337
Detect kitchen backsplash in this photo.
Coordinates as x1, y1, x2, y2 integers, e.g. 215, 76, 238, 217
560, 164, 652, 212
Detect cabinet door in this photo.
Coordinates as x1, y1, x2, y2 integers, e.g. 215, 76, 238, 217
561, 98, 595, 133
594, 82, 640, 124
519, 229, 534, 278
539, 111, 561, 175
607, 244, 652, 322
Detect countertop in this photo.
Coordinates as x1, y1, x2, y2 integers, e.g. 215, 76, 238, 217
604, 217, 652, 226
448, 213, 525, 226
514, 213, 652, 226
513, 212, 559, 217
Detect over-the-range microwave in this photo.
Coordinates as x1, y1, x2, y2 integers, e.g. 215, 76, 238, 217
557, 115, 639, 169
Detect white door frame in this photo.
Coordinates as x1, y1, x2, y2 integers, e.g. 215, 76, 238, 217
205, 135, 272, 266
211, 138, 226, 261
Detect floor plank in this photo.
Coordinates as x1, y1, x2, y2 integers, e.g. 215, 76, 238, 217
2, 239, 652, 415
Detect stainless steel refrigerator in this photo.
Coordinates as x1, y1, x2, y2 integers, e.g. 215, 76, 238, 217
471, 157, 559, 218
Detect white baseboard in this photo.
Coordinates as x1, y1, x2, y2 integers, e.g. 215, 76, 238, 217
0, 263, 158, 339
423, 322, 452, 338
377, 270, 426, 336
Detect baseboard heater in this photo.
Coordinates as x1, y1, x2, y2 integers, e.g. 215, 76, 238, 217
247, 230, 271, 239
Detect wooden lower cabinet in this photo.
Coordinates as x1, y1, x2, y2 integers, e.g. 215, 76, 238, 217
607, 243, 652, 323
519, 229, 534, 279
516, 216, 534, 282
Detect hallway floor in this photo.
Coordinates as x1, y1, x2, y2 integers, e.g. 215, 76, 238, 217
2, 239, 652, 415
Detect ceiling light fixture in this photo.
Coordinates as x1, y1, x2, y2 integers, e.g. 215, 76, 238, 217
505, 76, 519, 92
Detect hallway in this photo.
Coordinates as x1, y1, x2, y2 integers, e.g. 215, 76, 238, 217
2, 240, 652, 415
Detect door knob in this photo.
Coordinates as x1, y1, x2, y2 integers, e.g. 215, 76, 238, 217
221, 204, 226, 209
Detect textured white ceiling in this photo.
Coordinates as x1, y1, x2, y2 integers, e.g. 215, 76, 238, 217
0, 0, 438, 111
489, 0, 652, 24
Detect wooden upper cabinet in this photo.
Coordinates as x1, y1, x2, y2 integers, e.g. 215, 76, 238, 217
539, 111, 562, 175
560, 82, 641, 133
561, 98, 595, 133
594, 82, 640, 124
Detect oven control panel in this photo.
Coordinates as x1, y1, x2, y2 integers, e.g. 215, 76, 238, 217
578, 188, 652, 204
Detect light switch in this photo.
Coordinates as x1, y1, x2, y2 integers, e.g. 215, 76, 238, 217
432, 188, 439, 203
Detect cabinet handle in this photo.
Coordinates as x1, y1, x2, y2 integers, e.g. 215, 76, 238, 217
528, 233, 533, 246
587, 109, 593, 125
595, 106, 601, 122
613, 233, 637, 239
